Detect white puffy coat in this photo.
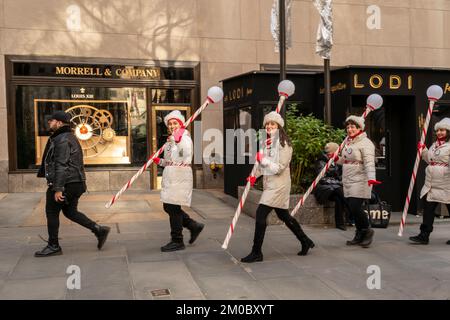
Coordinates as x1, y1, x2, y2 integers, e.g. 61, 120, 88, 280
420, 141, 450, 203
255, 140, 293, 209
337, 132, 376, 199
159, 131, 193, 206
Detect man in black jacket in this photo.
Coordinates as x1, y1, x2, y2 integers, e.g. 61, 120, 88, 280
35, 111, 110, 257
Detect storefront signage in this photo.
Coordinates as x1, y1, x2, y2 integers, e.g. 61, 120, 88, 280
444, 83, 450, 95
224, 87, 253, 103
55, 65, 160, 79
319, 82, 347, 94
353, 73, 413, 90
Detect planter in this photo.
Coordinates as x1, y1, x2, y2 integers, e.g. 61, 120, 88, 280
238, 186, 335, 225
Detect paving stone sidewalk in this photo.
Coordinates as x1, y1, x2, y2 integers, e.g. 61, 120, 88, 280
0, 189, 449, 300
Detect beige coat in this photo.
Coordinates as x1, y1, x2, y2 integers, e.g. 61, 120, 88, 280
337, 132, 376, 199
255, 141, 293, 209
160, 131, 193, 206
420, 141, 450, 203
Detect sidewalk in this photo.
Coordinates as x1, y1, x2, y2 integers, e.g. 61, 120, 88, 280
0, 189, 450, 300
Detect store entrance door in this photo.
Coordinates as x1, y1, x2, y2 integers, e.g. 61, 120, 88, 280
377, 96, 417, 212
151, 106, 191, 189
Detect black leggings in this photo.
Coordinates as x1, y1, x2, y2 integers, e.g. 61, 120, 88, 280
421, 197, 450, 233
163, 203, 196, 242
46, 182, 96, 246
251, 204, 308, 254
347, 197, 370, 230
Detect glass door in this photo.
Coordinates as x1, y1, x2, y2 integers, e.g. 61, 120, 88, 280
151, 106, 191, 189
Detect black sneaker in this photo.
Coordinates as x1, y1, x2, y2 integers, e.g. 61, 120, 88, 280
240, 252, 263, 263
189, 222, 204, 244
34, 244, 63, 257
161, 241, 185, 252
94, 225, 111, 250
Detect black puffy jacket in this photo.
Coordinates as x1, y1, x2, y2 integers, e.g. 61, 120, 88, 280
37, 125, 86, 191
312, 152, 343, 204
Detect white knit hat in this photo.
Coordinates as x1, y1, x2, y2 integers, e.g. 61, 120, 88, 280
434, 117, 450, 131
345, 115, 365, 130
263, 111, 284, 128
164, 110, 185, 127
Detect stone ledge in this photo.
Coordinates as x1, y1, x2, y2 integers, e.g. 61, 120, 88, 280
238, 186, 334, 225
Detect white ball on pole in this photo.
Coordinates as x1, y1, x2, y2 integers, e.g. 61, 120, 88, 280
207, 86, 224, 103
426, 85, 443, 100
367, 94, 383, 110
278, 80, 295, 97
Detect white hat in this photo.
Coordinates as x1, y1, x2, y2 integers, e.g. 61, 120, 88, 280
164, 110, 185, 127
263, 111, 284, 128
345, 115, 365, 130
434, 117, 450, 131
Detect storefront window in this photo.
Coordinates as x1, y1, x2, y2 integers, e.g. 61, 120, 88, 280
152, 89, 191, 104
15, 86, 148, 169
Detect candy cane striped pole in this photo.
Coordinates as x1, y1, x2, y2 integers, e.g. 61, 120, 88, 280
398, 85, 444, 236
221, 80, 295, 250
290, 94, 384, 218
105, 86, 224, 208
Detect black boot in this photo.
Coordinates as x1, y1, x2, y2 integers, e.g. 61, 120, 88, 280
188, 222, 204, 244
93, 224, 111, 250
34, 244, 62, 257
241, 251, 263, 263
284, 218, 315, 256
446, 240, 450, 245
409, 224, 431, 245
161, 241, 185, 252
298, 236, 315, 256
346, 230, 364, 245
359, 228, 375, 248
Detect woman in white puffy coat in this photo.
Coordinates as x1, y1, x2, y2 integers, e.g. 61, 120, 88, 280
241, 111, 315, 263
336, 115, 380, 248
410, 117, 450, 245
153, 110, 204, 252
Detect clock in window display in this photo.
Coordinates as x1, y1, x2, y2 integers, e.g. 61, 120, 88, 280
35, 102, 131, 165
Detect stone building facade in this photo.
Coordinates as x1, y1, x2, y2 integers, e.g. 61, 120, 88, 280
1, 0, 449, 192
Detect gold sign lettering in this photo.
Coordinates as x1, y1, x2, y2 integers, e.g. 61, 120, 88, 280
369, 74, 383, 89
55, 66, 160, 79
353, 74, 364, 89
444, 83, 450, 94
408, 75, 413, 89
225, 87, 254, 103
389, 75, 401, 89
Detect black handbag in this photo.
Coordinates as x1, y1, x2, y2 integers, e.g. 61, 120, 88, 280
363, 192, 391, 228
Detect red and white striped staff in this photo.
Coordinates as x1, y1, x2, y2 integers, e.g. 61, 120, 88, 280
289, 94, 384, 217
221, 80, 296, 250
398, 85, 444, 236
105, 86, 224, 209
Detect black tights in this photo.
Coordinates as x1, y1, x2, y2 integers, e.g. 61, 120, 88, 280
251, 204, 308, 254
421, 197, 450, 233
163, 203, 196, 243
347, 197, 370, 230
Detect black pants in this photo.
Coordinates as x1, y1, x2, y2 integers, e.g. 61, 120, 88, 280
252, 204, 308, 254
328, 188, 350, 227
421, 197, 450, 233
347, 197, 370, 230
46, 182, 96, 246
163, 203, 196, 243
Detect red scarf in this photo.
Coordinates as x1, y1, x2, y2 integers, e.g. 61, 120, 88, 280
348, 130, 364, 141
